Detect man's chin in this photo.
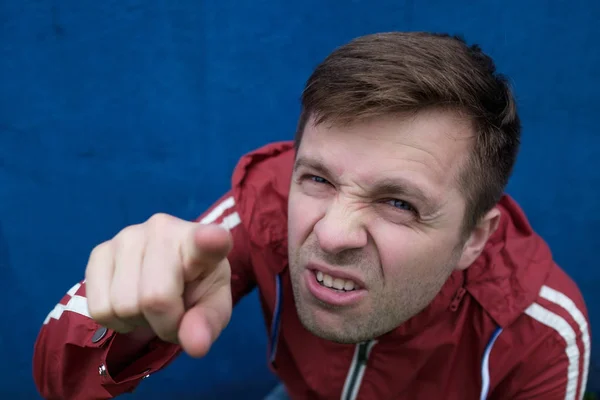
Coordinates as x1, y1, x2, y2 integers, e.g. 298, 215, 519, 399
297, 314, 362, 344
295, 301, 371, 344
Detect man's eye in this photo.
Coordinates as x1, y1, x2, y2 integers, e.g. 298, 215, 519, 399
386, 199, 415, 212
309, 175, 329, 184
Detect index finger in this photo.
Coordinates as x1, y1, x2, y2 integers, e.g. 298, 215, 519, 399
180, 223, 233, 282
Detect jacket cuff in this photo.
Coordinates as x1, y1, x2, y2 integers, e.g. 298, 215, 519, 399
89, 327, 182, 396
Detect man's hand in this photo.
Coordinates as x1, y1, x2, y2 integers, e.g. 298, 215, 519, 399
84, 213, 233, 358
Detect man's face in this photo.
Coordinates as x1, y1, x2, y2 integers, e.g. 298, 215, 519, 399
287, 110, 474, 343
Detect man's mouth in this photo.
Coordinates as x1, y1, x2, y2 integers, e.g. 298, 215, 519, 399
304, 266, 367, 306
315, 270, 358, 292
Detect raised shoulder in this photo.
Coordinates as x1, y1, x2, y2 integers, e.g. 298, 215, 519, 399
488, 263, 590, 400
229, 141, 296, 253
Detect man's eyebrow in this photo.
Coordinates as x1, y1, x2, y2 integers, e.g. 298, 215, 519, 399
369, 178, 433, 207
293, 156, 335, 177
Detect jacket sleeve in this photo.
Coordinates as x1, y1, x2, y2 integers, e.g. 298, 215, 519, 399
32, 191, 256, 399
489, 281, 591, 400
502, 327, 589, 399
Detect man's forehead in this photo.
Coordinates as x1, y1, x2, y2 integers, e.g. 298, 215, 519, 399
296, 113, 474, 208
299, 111, 473, 176
295, 152, 434, 191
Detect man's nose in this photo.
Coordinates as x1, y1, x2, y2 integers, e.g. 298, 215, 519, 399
313, 198, 368, 255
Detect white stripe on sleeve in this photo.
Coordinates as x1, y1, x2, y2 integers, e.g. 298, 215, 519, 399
43, 295, 90, 324
200, 196, 236, 224
539, 285, 590, 400
524, 302, 579, 400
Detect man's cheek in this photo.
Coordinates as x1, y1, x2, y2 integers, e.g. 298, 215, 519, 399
290, 203, 316, 236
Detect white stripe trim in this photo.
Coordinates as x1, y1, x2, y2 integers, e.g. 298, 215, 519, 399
219, 212, 241, 231
199, 196, 235, 224
66, 282, 81, 297
43, 295, 90, 324
540, 285, 590, 399
525, 302, 579, 400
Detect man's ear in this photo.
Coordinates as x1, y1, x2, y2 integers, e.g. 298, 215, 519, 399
456, 207, 501, 270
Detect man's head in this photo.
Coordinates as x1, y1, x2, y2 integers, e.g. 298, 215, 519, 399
286, 32, 521, 343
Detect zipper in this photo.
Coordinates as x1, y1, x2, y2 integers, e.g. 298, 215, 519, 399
340, 340, 377, 400
449, 287, 467, 312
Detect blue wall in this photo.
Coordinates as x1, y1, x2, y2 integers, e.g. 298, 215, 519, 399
1, 0, 598, 397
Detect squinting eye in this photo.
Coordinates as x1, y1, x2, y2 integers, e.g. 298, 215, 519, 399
309, 175, 329, 184
387, 199, 415, 212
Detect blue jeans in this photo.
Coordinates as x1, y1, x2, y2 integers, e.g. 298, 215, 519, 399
264, 383, 290, 400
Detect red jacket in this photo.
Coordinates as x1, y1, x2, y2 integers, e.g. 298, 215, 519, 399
33, 141, 591, 400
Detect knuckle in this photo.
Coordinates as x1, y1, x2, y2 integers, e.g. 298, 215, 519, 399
85, 241, 113, 284
88, 241, 111, 264
110, 292, 139, 320
113, 224, 144, 249
146, 213, 174, 231
139, 288, 176, 314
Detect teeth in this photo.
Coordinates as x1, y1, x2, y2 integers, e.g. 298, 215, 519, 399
315, 271, 357, 291
344, 280, 355, 291
333, 278, 345, 290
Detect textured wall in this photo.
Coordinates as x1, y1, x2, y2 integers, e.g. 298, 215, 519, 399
1, 0, 598, 397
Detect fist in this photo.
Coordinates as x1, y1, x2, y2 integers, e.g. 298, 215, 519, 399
84, 213, 233, 358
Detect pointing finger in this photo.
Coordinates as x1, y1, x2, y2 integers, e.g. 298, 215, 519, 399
180, 224, 233, 282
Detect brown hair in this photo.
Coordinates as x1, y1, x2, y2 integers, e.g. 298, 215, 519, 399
294, 31, 521, 235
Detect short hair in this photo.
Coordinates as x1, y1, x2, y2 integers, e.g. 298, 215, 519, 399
294, 31, 521, 235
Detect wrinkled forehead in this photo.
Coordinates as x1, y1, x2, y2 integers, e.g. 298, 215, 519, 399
297, 111, 474, 188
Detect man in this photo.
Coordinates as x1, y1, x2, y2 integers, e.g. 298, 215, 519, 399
33, 32, 590, 399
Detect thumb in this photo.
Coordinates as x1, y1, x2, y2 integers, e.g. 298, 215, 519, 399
180, 223, 233, 282
177, 278, 232, 358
